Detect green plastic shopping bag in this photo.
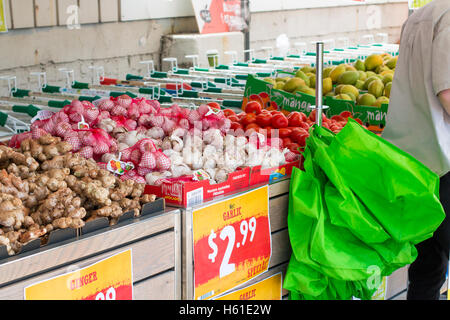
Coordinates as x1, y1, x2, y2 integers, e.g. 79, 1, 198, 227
284, 118, 445, 300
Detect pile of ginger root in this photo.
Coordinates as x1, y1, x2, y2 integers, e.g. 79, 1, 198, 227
0, 133, 157, 256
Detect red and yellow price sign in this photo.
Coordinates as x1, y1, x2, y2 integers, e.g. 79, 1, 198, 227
216, 273, 282, 300
192, 186, 271, 300
24, 250, 133, 300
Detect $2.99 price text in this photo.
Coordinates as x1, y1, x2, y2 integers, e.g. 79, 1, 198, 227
193, 213, 271, 293
207, 217, 257, 278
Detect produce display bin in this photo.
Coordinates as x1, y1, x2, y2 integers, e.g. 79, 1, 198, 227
0, 207, 181, 300
144, 167, 251, 208
178, 179, 292, 300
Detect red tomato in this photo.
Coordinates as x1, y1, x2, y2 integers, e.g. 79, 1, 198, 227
245, 123, 260, 132
287, 112, 303, 127
237, 112, 246, 120
282, 137, 292, 146
297, 134, 309, 147
291, 130, 309, 146
299, 122, 310, 130
207, 102, 221, 110
300, 112, 308, 122
308, 109, 317, 122
354, 118, 363, 125
278, 127, 292, 139
270, 110, 283, 116
290, 127, 308, 138
244, 101, 262, 115
331, 115, 345, 122
240, 113, 257, 127
230, 122, 243, 131
223, 108, 236, 117
227, 115, 239, 123
271, 114, 289, 129
340, 111, 352, 118
255, 112, 272, 127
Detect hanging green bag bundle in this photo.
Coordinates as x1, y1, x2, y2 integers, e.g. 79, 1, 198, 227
283, 118, 445, 300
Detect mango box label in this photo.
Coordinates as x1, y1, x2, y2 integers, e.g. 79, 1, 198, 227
192, 186, 271, 300
215, 272, 282, 300
24, 250, 133, 300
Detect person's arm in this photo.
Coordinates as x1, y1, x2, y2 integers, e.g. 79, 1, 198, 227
432, 11, 450, 115
438, 89, 450, 116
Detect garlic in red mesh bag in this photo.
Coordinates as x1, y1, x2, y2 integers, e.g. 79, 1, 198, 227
64, 135, 82, 152
187, 109, 202, 125
148, 114, 164, 128
130, 148, 142, 164
31, 127, 48, 140
146, 127, 165, 140
55, 121, 73, 137
284, 149, 300, 162
74, 128, 115, 159
137, 138, 157, 153
79, 145, 94, 159
127, 103, 140, 120
98, 99, 115, 112
178, 118, 190, 131
162, 117, 177, 135
83, 104, 99, 123
137, 114, 152, 127
154, 151, 171, 171
137, 99, 155, 115
115, 94, 133, 109
139, 151, 156, 169
110, 105, 128, 117
97, 118, 116, 133
8, 132, 31, 148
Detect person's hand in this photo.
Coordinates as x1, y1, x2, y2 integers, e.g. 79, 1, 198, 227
438, 89, 450, 116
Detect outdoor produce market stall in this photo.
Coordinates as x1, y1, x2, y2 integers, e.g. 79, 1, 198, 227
0, 33, 446, 301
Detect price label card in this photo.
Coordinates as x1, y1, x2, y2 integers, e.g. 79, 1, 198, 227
0, 0, 7, 33
192, 186, 271, 300
371, 276, 387, 300
24, 250, 133, 300
191, 0, 244, 34
216, 272, 282, 300
107, 157, 135, 176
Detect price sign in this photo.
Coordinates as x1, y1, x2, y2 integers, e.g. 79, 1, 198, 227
408, 0, 433, 9
192, 186, 271, 300
191, 0, 244, 34
371, 276, 387, 300
216, 273, 282, 300
24, 250, 133, 300
0, 0, 7, 33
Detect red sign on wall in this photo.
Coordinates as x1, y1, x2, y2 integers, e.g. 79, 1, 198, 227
191, 0, 245, 34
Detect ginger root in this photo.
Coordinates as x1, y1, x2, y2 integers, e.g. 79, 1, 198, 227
0, 133, 159, 257
52, 217, 85, 229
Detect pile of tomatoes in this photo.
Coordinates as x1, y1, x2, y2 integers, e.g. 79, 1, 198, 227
223, 101, 365, 155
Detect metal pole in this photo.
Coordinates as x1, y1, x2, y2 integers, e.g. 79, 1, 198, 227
241, 0, 250, 61
315, 42, 324, 127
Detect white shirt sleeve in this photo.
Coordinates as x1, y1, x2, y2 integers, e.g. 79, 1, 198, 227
432, 11, 450, 96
